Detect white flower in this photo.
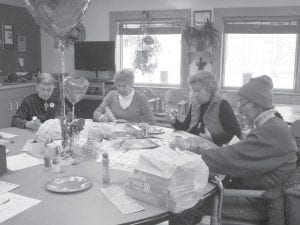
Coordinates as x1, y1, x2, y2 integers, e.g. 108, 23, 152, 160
49, 103, 55, 108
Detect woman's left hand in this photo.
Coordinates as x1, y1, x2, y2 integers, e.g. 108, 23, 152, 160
199, 127, 212, 141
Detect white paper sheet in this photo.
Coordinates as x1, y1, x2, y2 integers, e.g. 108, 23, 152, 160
7, 153, 43, 171
0, 139, 9, 145
100, 185, 144, 215
0, 181, 20, 195
0, 192, 41, 223
0, 132, 18, 139
98, 150, 147, 172
228, 135, 241, 145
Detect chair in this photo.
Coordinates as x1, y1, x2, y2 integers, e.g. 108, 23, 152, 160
211, 166, 300, 225
211, 177, 282, 225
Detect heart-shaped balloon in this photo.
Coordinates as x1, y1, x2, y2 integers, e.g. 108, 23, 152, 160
25, 0, 91, 39
64, 77, 89, 104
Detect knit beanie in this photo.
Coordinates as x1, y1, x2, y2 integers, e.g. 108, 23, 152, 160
238, 75, 274, 109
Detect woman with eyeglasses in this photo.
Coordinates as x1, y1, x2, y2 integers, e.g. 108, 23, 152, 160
11, 73, 65, 131
93, 69, 155, 124
170, 71, 241, 146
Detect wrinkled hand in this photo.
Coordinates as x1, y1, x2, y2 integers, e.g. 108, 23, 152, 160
26, 119, 42, 131
169, 137, 186, 151
199, 127, 212, 141
166, 109, 177, 124
100, 112, 115, 122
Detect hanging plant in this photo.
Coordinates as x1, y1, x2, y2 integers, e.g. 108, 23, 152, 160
183, 19, 219, 52
133, 35, 161, 74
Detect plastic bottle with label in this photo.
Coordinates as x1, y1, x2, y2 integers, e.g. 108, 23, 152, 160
102, 152, 110, 185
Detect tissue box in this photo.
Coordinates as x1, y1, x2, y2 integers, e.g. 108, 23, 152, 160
0, 145, 7, 175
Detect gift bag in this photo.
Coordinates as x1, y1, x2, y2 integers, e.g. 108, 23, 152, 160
125, 148, 209, 213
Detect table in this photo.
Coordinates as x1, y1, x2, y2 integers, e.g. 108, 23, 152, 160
1, 126, 218, 225
275, 104, 300, 124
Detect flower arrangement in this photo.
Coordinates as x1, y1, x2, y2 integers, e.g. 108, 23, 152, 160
60, 116, 85, 157
183, 19, 219, 52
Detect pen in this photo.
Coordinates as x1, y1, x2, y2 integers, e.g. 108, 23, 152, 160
0, 197, 10, 205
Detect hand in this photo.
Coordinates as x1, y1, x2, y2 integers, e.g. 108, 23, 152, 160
199, 127, 212, 141
166, 109, 177, 124
100, 112, 115, 122
105, 106, 116, 121
26, 119, 42, 131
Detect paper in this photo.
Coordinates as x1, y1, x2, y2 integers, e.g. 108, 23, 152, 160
100, 185, 144, 215
0, 181, 20, 195
0, 139, 9, 145
228, 135, 241, 145
98, 150, 147, 172
0, 192, 41, 223
0, 132, 18, 139
7, 153, 43, 171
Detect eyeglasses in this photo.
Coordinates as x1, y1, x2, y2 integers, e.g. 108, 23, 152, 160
238, 99, 251, 110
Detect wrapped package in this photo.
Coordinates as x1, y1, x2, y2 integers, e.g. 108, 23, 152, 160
125, 148, 209, 213
87, 123, 116, 140
36, 119, 61, 142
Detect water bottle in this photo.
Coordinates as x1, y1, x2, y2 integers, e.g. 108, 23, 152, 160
43, 148, 52, 171
102, 153, 110, 185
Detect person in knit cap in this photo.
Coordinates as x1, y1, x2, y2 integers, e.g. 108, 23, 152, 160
170, 75, 298, 225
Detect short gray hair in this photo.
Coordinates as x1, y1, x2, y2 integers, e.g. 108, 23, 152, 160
188, 71, 219, 94
36, 73, 55, 85
114, 69, 134, 85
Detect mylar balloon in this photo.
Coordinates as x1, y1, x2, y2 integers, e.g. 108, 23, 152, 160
25, 0, 91, 39
64, 77, 89, 104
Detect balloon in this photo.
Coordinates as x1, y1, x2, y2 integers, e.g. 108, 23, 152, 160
25, 0, 91, 39
64, 77, 89, 104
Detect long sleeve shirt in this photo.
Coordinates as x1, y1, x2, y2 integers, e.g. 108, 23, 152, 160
93, 90, 156, 125
11, 93, 64, 128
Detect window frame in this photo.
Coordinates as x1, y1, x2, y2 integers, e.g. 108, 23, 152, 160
109, 9, 191, 88
213, 6, 300, 93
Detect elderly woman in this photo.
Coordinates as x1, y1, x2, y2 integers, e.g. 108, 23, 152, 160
11, 73, 64, 131
171, 71, 241, 146
93, 69, 155, 124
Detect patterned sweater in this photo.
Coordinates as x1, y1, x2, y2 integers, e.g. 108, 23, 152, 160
11, 93, 64, 128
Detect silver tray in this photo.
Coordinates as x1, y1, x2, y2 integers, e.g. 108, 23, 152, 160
45, 176, 93, 193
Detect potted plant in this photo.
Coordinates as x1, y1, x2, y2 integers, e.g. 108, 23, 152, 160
183, 19, 219, 52
133, 35, 161, 74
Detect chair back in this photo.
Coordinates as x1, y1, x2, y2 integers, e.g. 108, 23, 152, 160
164, 89, 185, 108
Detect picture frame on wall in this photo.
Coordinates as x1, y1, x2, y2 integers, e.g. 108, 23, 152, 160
193, 10, 211, 28
2, 23, 14, 49
17, 35, 26, 52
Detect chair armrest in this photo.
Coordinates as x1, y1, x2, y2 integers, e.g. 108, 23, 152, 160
224, 189, 265, 198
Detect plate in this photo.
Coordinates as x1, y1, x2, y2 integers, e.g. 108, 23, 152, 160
45, 176, 93, 193
120, 139, 159, 150
148, 126, 164, 135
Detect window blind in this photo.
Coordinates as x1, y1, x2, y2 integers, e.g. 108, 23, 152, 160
224, 16, 300, 34
117, 20, 182, 35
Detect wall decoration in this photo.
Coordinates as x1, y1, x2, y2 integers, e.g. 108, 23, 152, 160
193, 10, 211, 28
3, 23, 14, 49
17, 35, 26, 52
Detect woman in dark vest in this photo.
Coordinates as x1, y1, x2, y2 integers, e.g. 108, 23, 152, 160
171, 71, 241, 146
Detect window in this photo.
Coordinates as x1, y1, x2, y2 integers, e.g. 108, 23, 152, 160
117, 21, 182, 86
222, 17, 299, 90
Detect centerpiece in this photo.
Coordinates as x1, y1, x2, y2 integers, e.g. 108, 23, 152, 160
25, 0, 91, 161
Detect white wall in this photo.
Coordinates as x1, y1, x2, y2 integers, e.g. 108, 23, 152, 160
38, 0, 300, 78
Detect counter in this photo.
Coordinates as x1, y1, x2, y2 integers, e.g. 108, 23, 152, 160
0, 83, 35, 90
